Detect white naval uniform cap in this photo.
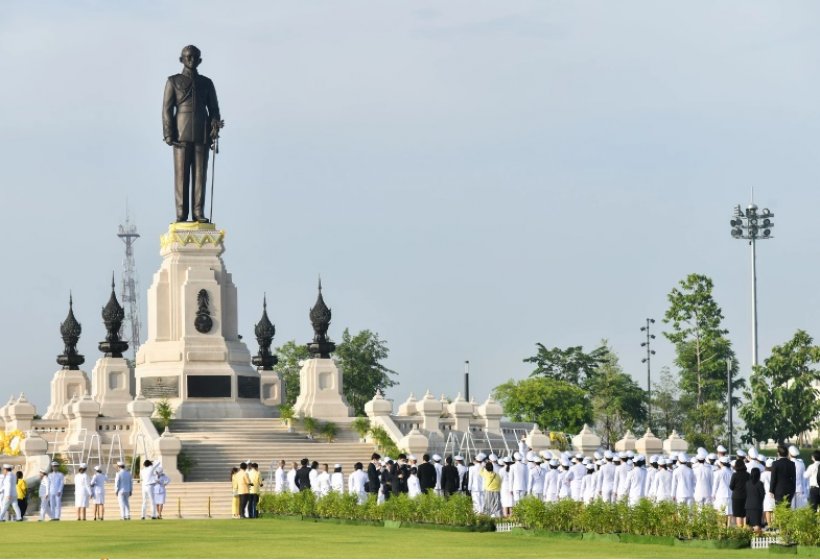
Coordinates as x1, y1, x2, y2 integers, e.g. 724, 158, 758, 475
51, 461, 60, 466
94, 465, 102, 472
116, 461, 126, 467
454, 456, 463, 462
488, 453, 499, 462
79, 463, 88, 469
512, 452, 521, 461
334, 464, 341, 469
432, 454, 442, 462
717, 445, 727, 453
789, 446, 800, 458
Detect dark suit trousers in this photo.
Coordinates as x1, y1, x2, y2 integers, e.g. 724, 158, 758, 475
174, 142, 209, 220
809, 487, 820, 512
239, 493, 250, 518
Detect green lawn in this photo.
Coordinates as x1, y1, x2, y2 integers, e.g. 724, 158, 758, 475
0, 518, 779, 558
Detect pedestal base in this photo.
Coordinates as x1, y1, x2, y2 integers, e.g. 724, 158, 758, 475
91, 357, 134, 417
293, 358, 352, 420
43, 369, 91, 420
172, 399, 273, 419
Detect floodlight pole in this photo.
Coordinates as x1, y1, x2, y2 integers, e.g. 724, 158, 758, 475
751, 235, 758, 368
640, 318, 656, 425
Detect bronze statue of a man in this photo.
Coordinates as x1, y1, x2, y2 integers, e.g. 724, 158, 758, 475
162, 45, 223, 223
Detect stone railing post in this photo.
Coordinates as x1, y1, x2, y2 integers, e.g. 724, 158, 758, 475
477, 396, 503, 435
572, 424, 601, 454
614, 429, 637, 452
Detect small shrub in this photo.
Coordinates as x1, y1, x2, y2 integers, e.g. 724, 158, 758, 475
351, 417, 371, 440
155, 398, 173, 429
302, 416, 318, 438
320, 422, 338, 443
368, 425, 400, 457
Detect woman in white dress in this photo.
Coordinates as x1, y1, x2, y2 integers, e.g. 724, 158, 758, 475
500, 457, 513, 518
90, 466, 108, 521
287, 462, 299, 493
330, 465, 344, 494
153, 466, 170, 519
761, 459, 775, 528
407, 467, 421, 498
74, 464, 92, 521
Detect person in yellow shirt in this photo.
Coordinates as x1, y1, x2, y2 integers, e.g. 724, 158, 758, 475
479, 462, 501, 518
230, 467, 240, 519
16, 471, 27, 519
236, 463, 251, 518
248, 462, 262, 518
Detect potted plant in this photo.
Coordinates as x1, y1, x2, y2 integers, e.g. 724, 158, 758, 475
303, 416, 318, 439
320, 421, 338, 443
351, 416, 371, 443
279, 404, 295, 432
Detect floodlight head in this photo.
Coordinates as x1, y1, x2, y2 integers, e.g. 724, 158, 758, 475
748, 203, 758, 211
762, 219, 772, 227
640, 326, 646, 332
763, 229, 771, 237
731, 228, 743, 238
641, 358, 647, 363
649, 319, 655, 324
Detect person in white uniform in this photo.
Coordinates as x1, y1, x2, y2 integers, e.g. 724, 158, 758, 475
509, 452, 529, 504
790, 446, 807, 508
406, 467, 421, 498
287, 462, 299, 493
625, 455, 647, 506
74, 463, 91, 521
153, 466, 170, 519
47, 461, 64, 520
762, 458, 776, 526
0, 465, 20, 521
693, 449, 713, 506
528, 456, 545, 498
467, 454, 485, 513
567, 455, 587, 502
330, 464, 344, 494
672, 453, 695, 507
347, 462, 368, 504
274, 460, 286, 494
543, 459, 560, 502
114, 461, 133, 520
712, 456, 733, 519
90, 465, 107, 520
37, 468, 51, 521
597, 452, 617, 502
651, 459, 673, 502
315, 464, 331, 497
432, 455, 443, 496
140, 459, 157, 520
499, 457, 513, 517
613, 453, 631, 501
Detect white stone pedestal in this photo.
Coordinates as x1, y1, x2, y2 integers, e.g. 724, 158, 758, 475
43, 369, 90, 420
292, 358, 352, 420
92, 357, 134, 417
135, 222, 271, 419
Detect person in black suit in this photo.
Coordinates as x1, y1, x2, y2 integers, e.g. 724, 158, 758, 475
294, 458, 312, 492
745, 467, 766, 535
391, 454, 409, 496
770, 444, 797, 507
417, 454, 437, 494
441, 456, 461, 497
729, 459, 749, 527
367, 454, 381, 497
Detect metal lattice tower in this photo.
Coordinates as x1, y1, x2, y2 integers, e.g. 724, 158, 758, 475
117, 207, 141, 360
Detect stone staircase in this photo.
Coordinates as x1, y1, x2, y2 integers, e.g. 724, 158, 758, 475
170, 418, 376, 483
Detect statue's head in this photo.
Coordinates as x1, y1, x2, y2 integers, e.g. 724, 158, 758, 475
179, 45, 202, 70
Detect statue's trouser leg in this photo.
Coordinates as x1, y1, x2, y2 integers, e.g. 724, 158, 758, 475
174, 143, 193, 221
191, 143, 210, 220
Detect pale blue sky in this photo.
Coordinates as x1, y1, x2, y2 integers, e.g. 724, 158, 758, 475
1, 1, 819, 415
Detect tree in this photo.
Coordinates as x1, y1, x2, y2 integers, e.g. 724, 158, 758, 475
493, 377, 592, 434
525, 343, 608, 388
739, 330, 820, 444
663, 274, 743, 447
650, 367, 685, 439
273, 340, 310, 407
336, 329, 397, 416
587, 345, 648, 447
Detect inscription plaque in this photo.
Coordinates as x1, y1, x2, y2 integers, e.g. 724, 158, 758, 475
238, 376, 260, 399
141, 377, 180, 399
188, 375, 231, 398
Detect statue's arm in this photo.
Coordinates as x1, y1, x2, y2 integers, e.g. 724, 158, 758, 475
207, 79, 221, 122
162, 79, 177, 145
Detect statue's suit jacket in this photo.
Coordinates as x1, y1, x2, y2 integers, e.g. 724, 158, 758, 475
162, 69, 220, 145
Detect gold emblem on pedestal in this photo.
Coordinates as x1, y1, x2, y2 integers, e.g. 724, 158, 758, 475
160, 222, 225, 250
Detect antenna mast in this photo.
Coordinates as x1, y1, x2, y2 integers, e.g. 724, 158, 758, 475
117, 205, 142, 360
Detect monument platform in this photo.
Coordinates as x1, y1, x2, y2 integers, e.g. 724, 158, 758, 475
135, 222, 275, 419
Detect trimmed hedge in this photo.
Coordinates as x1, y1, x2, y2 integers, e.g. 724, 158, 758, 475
511, 496, 752, 542
771, 503, 820, 546
259, 491, 496, 532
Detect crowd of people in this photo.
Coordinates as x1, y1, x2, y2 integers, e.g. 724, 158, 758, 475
261, 440, 820, 536
29, 459, 169, 522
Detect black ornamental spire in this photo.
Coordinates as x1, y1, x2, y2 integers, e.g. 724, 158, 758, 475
57, 293, 85, 370
307, 277, 335, 358
252, 294, 278, 370
99, 274, 129, 358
